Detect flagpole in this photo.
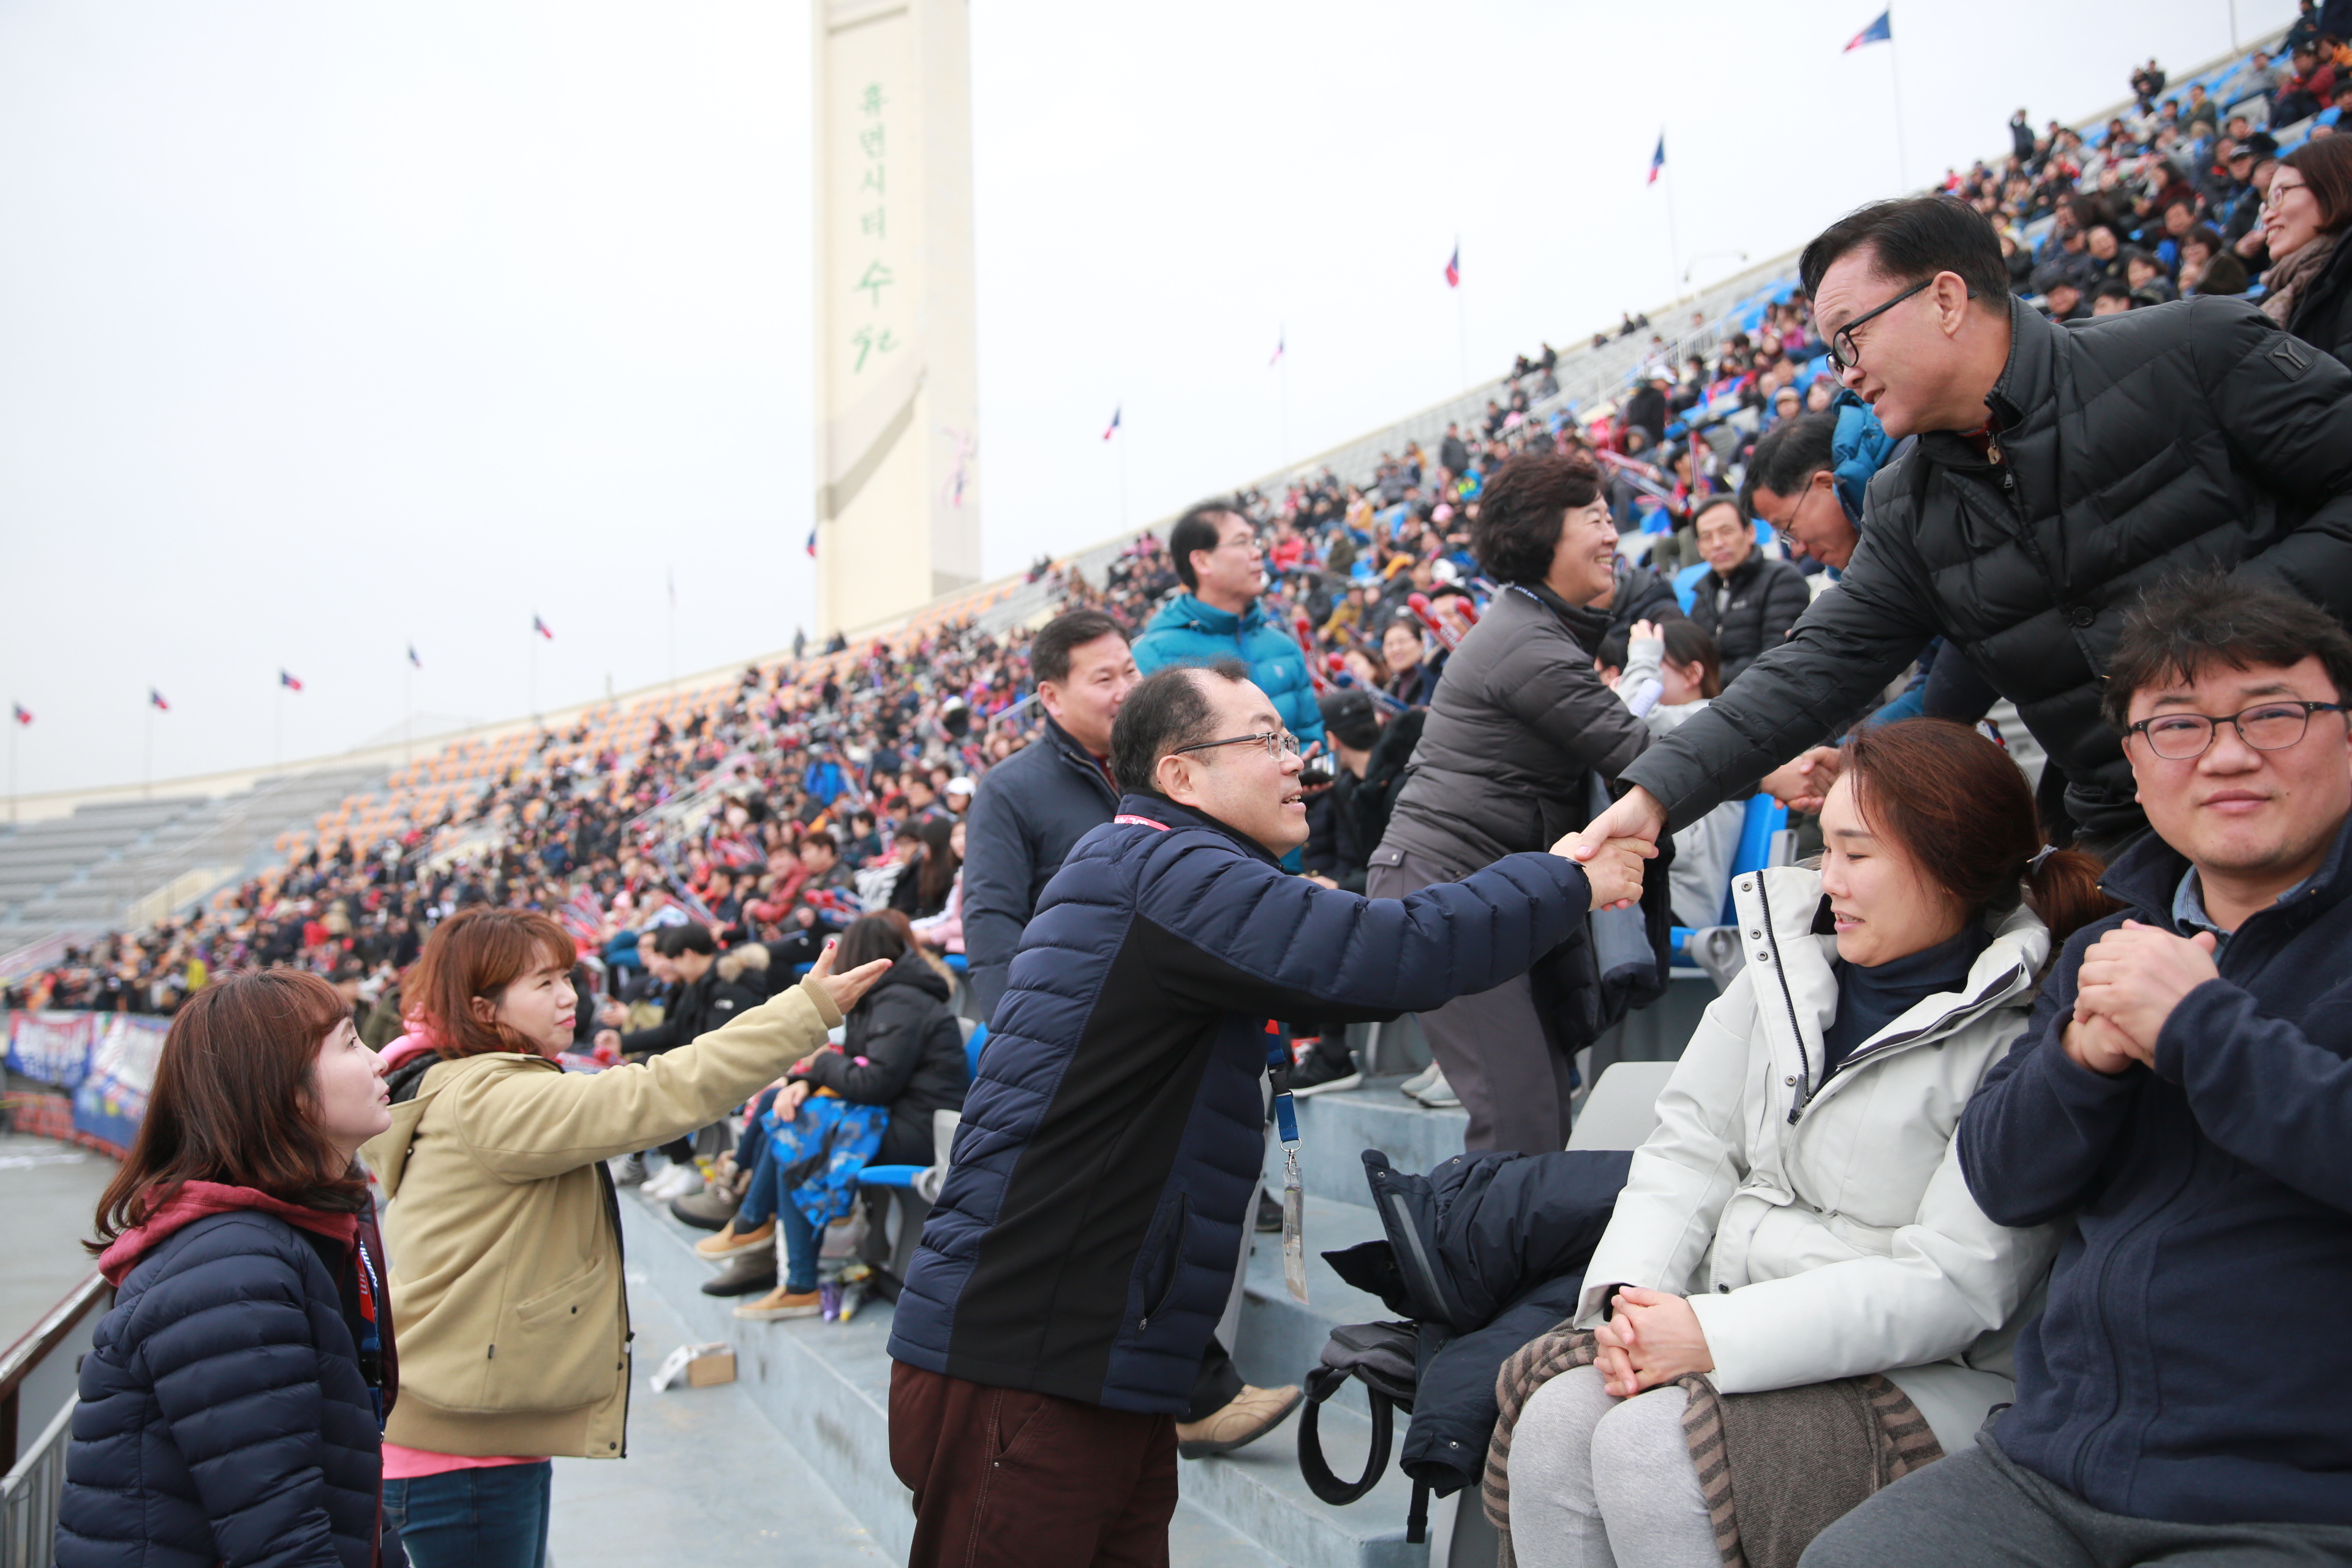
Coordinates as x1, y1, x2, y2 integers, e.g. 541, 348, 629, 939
144, 701, 153, 800
274, 683, 283, 771
666, 570, 678, 695
1279, 335, 1291, 478
529, 629, 539, 725
6, 717, 15, 825
1887, 6, 1911, 191
1454, 257, 1470, 393
404, 658, 413, 769
1664, 141, 1686, 312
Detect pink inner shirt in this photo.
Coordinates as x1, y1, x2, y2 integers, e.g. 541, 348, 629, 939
381, 1441, 549, 1479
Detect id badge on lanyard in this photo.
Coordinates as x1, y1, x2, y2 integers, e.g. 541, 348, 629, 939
1265, 1025, 1308, 1304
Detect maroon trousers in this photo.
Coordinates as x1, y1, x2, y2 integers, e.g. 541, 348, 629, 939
889, 1360, 1179, 1568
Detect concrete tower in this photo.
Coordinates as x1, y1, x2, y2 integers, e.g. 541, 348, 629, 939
811, 0, 982, 638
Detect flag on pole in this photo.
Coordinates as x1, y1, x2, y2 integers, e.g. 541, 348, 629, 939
279, 670, 304, 693
532, 614, 554, 641
1102, 405, 1122, 441
1844, 9, 1891, 50
12, 702, 31, 726
1269, 331, 1285, 368
149, 689, 169, 712
406, 644, 422, 669
1444, 243, 1461, 288
805, 527, 817, 559
1649, 132, 1667, 184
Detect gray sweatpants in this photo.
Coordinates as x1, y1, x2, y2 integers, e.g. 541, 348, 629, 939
1800, 1434, 2352, 1567
1506, 1365, 1718, 1568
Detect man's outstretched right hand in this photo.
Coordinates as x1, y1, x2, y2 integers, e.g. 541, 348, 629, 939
1566, 787, 1667, 909
1553, 831, 1657, 910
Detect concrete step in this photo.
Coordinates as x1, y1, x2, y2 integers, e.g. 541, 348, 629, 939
618, 1193, 1299, 1568
1233, 1189, 1393, 1419
1285, 1076, 1469, 1207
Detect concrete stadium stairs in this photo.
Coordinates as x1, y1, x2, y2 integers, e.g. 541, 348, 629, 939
620, 1068, 1482, 1568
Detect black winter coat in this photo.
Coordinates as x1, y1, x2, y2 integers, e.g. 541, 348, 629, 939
1326, 1148, 1632, 1496
792, 949, 968, 1167
2285, 235, 2352, 371
619, 965, 761, 1058
1623, 296, 2352, 840
1599, 562, 1684, 643
1687, 552, 1812, 684
959, 717, 1119, 1020
59, 1213, 393, 1568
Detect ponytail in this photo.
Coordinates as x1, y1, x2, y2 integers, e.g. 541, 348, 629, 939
2022, 846, 2120, 947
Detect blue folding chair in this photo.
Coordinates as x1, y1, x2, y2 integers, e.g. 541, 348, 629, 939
856, 1021, 986, 1194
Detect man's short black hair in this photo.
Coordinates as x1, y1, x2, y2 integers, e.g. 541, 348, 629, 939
1469, 453, 1602, 585
657, 921, 717, 958
1743, 409, 1838, 505
2092, 278, 2136, 304
1031, 609, 1128, 685
1798, 196, 2012, 307
1170, 502, 1246, 592
2101, 571, 2352, 731
1110, 662, 1250, 795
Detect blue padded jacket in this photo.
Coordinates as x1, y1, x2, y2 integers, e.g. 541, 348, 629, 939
58, 1210, 391, 1568
886, 793, 1595, 1412
1131, 593, 1327, 749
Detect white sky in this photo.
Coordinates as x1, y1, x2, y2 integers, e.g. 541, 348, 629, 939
0, 0, 2293, 795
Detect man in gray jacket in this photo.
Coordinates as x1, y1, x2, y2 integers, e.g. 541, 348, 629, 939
1580, 195, 2352, 866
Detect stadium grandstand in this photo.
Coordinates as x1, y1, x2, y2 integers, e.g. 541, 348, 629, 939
6, 19, 2342, 1568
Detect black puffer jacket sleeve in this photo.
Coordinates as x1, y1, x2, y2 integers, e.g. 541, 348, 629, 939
959, 771, 1035, 1021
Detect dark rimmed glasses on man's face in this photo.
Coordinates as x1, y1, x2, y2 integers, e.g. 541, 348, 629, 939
2124, 700, 2348, 761
1825, 276, 1937, 373
1173, 730, 1301, 761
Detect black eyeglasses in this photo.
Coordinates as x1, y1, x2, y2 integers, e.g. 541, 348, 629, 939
2124, 700, 2348, 761
1826, 277, 1948, 372
1172, 730, 1301, 761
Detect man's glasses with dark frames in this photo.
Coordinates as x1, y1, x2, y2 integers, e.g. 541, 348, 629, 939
2122, 701, 2348, 761
1825, 276, 1955, 374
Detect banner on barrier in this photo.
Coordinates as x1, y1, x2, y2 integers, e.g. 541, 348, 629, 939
74, 1016, 170, 1153
6, 1010, 99, 1090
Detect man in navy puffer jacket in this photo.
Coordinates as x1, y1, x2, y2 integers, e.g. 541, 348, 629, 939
885, 662, 1650, 1568
1806, 574, 2352, 1565
59, 1183, 398, 1568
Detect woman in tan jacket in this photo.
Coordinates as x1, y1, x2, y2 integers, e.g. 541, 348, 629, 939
362, 907, 884, 1568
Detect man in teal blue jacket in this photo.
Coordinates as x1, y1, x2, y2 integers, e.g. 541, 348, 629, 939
1132, 502, 1327, 751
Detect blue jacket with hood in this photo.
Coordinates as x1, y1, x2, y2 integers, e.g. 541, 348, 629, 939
1131, 592, 1327, 749
886, 793, 1595, 1412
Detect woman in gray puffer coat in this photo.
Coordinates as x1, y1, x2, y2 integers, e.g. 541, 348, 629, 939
1369, 453, 1651, 1155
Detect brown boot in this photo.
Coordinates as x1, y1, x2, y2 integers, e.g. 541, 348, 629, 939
693, 1216, 775, 1259
1174, 1384, 1303, 1460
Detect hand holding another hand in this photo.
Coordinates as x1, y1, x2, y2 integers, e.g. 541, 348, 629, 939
1759, 746, 1842, 815
1564, 788, 1667, 910
1593, 1286, 1714, 1398
1556, 835, 1656, 911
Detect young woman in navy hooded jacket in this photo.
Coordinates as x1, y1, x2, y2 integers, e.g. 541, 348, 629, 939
57, 968, 402, 1568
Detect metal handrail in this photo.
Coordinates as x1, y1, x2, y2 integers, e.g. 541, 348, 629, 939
0, 1396, 74, 1568
0, 1274, 108, 1475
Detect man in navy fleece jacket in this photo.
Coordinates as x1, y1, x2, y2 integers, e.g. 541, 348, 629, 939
1807, 573, 2352, 1566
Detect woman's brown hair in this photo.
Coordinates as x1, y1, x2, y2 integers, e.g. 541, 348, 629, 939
406, 907, 578, 1060
2282, 135, 2352, 234
1841, 719, 2116, 945
91, 969, 365, 1248
911, 815, 959, 910
1658, 620, 1724, 701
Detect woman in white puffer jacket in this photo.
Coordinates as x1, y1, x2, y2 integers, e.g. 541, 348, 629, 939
1509, 719, 2115, 1568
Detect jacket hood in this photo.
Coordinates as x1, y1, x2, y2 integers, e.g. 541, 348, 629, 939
380, 1024, 439, 1072
871, 946, 953, 1005
99, 1180, 358, 1286
1145, 590, 1262, 638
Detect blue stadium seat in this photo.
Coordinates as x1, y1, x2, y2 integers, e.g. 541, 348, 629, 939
965, 1020, 988, 1081
1672, 562, 1709, 613
1720, 794, 1789, 924
859, 1023, 986, 1194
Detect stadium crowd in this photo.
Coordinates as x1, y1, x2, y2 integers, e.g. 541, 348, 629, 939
29, 24, 2352, 1568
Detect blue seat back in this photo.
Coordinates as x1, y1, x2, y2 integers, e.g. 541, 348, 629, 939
965, 1020, 988, 1082
1717, 795, 1789, 925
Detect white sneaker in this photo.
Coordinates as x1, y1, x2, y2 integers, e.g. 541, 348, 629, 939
609, 1153, 647, 1187
1399, 1063, 1439, 1098
1413, 1069, 1460, 1109
644, 1162, 704, 1200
